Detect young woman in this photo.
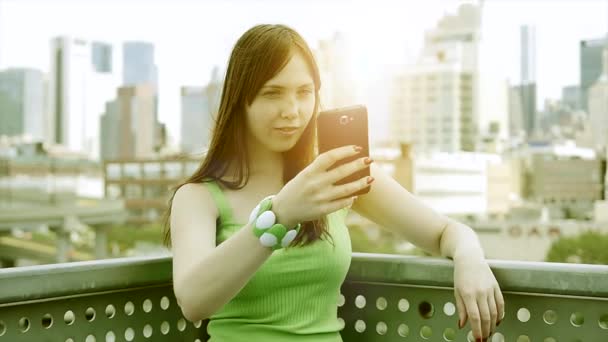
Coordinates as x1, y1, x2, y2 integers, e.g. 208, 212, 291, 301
165, 24, 504, 342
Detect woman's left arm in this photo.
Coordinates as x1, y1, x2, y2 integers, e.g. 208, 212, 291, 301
351, 164, 505, 341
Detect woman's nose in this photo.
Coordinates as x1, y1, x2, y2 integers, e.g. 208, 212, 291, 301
280, 96, 298, 119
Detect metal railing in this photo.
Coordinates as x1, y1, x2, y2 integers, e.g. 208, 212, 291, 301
1, 253, 607, 341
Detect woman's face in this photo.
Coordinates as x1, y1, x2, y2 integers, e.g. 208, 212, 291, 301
245, 52, 316, 153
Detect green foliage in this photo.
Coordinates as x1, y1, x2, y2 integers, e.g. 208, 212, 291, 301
106, 223, 163, 254
546, 230, 608, 265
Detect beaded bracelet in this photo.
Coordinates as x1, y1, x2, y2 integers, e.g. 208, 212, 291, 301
248, 195, 301, 251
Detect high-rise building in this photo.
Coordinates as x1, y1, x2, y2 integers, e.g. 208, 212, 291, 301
180, 68, 222, 154
519, 26, 537, 136
580, 36, 608, 111
390, 4, 481, 153
588, 48, 608, 150
315, 32, 358, 109
100, 84, 156, 160
0, 68, 44, 139
122, 41, 158, 87
562, 85, 582, 111
47, 37, 121, 159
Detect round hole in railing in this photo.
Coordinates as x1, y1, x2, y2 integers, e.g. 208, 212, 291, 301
18, 317, 30, 332
160, 296, 170, 310
598, 314, 608, 329
376, 321, 387, 335
543, 337, 557, 342
570, 312, 584, 327
543, 310, 558, 325
418, 301, 434, 319
337, 294, 345, 307
0, 320, 6, 336
85, 335, 96, 342
177, 318, 187, 332
354, 320, 366, 333
397, 323, 409, 337
491, 332, 505, 342
420, 325, 432, 339
160, 321, 170, 335
105, 305, 116, 319
337, 317, 345, 330
195, 340, 202, 342
443, 327, 456, 341
105, 331, 116, 342
42, 313, 53, 329
517, 308, 530, 322
65, 339, 74, 342
467, 330, 475, 342
124, 302, 135, 316
376, 297, 387, 311
124, 327, 134, 341
398, 298, 410, 312
143, 324, 153, 338
85, 307, 96, 322
354, 295, 366, 309
443, 302, 456, 316
194, 320, 202, 328
143, 299, 153, 313
64, 311, 75, 325
516, 335, 531, 342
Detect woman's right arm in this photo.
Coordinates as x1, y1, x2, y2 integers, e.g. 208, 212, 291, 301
171, 145, 373, 322
170, 183, 273, 322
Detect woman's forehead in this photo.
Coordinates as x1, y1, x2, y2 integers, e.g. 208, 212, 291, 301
262, 53, 314, 88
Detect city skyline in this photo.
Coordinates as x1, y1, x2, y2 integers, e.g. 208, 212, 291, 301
0, 0, 607, 146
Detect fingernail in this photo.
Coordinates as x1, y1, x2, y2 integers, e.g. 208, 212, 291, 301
364, 157, 373, 165
354, 146, 362, 152
458, 320, 463, 329
366, 176, 375, 184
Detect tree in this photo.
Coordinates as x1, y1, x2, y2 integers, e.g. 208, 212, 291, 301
546, 230, 608, 265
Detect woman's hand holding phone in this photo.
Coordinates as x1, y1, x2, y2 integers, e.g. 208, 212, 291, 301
272, 145, 374, 227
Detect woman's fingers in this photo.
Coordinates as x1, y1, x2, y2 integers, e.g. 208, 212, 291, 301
455, 288, 468, 329
477, 294, 491, 340
462, 291, 482, 340
495, 285, 505, 325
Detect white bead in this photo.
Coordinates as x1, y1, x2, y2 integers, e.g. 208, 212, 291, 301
256, 211, 276, 229
259, 233, 277, 247
281, 229, 298, 247
249, 204, 260, 224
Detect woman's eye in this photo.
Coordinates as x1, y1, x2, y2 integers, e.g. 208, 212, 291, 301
263, 91, 281, 97
298, 89, 313, 95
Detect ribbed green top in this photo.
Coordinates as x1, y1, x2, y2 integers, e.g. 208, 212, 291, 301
203, 181, 352, 342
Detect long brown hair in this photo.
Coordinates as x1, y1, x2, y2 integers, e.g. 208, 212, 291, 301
163, 24, 330, 248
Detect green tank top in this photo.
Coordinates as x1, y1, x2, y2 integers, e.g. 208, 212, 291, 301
202, 181, 352, 342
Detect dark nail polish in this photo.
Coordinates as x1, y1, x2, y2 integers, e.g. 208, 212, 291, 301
367, 176, 375, 184
364, 157, 373, 165
354, 146, 362, 152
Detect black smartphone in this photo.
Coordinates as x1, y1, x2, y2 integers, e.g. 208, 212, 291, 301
317, 105, 371, 196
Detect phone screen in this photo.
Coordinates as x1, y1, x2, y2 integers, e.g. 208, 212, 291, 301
317, 105, 371, 196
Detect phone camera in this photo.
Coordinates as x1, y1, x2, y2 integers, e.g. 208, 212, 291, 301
339, 115, 349, 125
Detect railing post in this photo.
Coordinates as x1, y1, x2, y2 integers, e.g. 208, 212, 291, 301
93, 225, 108, 259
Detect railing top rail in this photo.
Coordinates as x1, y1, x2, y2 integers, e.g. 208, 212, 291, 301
1, 253, 607, 305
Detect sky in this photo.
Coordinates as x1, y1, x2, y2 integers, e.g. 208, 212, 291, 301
0, 0, 607, 144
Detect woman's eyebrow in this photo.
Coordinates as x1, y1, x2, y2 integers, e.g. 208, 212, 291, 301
262, 83, 314, 89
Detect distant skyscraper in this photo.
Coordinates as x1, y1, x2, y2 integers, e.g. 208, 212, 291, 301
588, 48, 608, 150
580, 36, 608, 111
390, 4, 481, 153
315, 32, 358, 109
100, 84, 157, 160
0, 68, 44, 139
180, 68, 222, 154
562, 85, 582, 111
48, 37, 121, 159
518, 25, 537, 137
122, 41, 158, 87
